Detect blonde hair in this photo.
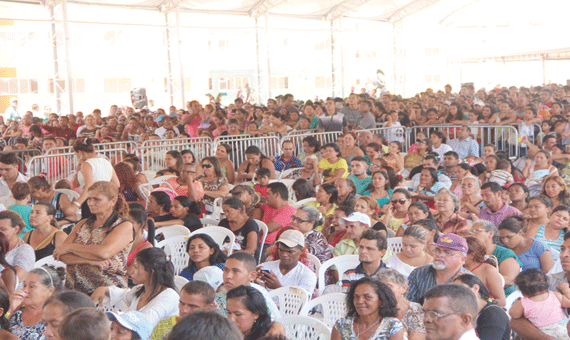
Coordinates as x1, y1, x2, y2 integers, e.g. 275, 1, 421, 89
358, 196, 380, 216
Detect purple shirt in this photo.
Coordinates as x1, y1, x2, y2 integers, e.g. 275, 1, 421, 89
478, 202, 522, 227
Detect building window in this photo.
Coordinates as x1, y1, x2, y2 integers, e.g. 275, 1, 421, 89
219, 77, 249, 91
208, 78, 213, 91
0, 78, 39, 94
315, 76, 331, 89
270, 77, 289, 90
104, 78, 131, 93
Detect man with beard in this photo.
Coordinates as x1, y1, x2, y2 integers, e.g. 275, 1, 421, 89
407, 233, 471, 303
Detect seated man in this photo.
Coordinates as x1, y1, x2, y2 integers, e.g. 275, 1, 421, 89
215, 252, 280, 320
0, 153, 29, 198
274, 140, 302, 172
257, 229, 317, 294
259, 182, 295, 257
447, 125, 479, 161
151, 281, 216, 340
333, 212, 371, 257
341, 229, 387, 288
348, 157, 371, 196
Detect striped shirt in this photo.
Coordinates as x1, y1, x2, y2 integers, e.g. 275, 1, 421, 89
407, 264, 471, 303
341, 262, 387, 288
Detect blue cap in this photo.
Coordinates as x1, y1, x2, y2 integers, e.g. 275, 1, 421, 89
106, 311, 152, 340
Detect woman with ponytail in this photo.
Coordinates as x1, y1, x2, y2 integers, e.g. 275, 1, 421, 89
90, 247, 178, 329
126, 209, 154, 271
53, 181, 134, 295
23, 203, 67, 261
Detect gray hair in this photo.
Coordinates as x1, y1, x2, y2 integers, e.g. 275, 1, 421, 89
461, 174, 481, 188
372, 268, 408, 286
297, 205, 325, 228
29, 266, 64, 291
473, 219, 499, 244
435, 189, 461, 212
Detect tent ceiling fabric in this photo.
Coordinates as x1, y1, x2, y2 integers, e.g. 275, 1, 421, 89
11, 0, 428, 21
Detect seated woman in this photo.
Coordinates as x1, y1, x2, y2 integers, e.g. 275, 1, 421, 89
126, 209, 154, 272
284, 156, 321, 187
28, 176, 75, 222
453, 274, 511, 340
219, 196, 259, 258
433, 189, 470, 237
147, 191, 173, 220
524, 196, 552, 234
403, 138, 431, 173
382, 141, 404, 173
319, 143, 348, 184
226, 285, 286, 340
90, 248, 179, 329
523, 150, 558, 194
53, 182, 134, 295
458, 175, 485, 220
124, 155, 148, 185
291, 179, 316, 202
236, 146, 275, 183
214, 144, 235, 184
449, 163, 473, 197
380, 189, 411, 235
8, 266, 64, 339
340, 132, 365, 168
395, 202, 435, 237
332, 277, 404, 340
198, 157, 230, 207
153, 196, 202, 232
114, 162, 145, 204
498, 216, 554, 273
229, 185, 264, 218
508, 183, 529, 213
373, 268, 426, 339
297, 136, 321, 163
410, 167, 445, 209
305, 183, 337, 232
525, 205, 570, 260
0, 211, 35, 283
386, 225, 433, 278
540, 174, 570, 208
354, 196, 385, 231
180, 234, 227, 281
463, 237, 507, 307
291, 205, 332, 263
164, 150, 183, 174
41, 291, 96, 340
363, 170, 393, 208
23, 203, 67, 261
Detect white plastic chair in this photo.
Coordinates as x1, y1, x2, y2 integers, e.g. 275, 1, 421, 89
55, 188, 80, 200
279, 315, 331, 340
138, 175, 177, 202
190, 226, 235, 256
268, 286, 309, 317
299, 292, 348, 329
387, 237, 403, 254
203, 197, 223, 221
306, 253, 321, 274
141, 170, 157, 181
156, 235, 190, 275
254, 219, 268, 264
155, 225, 191, 240
279, 168, 302, 179
174, 275, 189, 292
295, 197, 316, 208
318, 255, 360, 296
34, 255, 67, 270
200, 218, 220, 227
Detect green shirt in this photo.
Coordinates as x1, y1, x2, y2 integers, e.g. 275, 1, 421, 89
150, 316, 178, 340
348, 174, 372, 196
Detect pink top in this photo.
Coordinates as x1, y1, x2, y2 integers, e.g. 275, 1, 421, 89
254, 184, 268, 199
521, 291, 566, 328
260, 203, 296, 245
127, 241, 152, 267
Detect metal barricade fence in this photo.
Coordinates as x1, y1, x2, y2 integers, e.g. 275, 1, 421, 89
0, 149, 42, 174
214, 135, 281, 170
46, 141, 138, 155
356, 126, 406, 145
405, 125, 519, 159
281, 131, 342, 156
135, 138, 213, 171
27, 148, 128, 183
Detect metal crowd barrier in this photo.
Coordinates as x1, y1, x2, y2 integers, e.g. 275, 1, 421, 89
281, 131, 342, 157
214, 134, 281, 170
27, 148, 128, 183
46, 141, 138, 155
0, 149, 42, 174
356, 126, 406, 144
404, 124, 519, 159
135, 137, 213, 171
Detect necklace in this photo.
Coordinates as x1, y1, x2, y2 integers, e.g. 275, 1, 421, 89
355, 316, 382, 337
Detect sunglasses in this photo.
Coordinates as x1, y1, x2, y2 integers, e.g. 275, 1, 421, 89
202, 163, 213, 168
391, 199, 407, 204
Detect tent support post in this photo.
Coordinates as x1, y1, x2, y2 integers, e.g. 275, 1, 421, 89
47, 0, 73, 115
542, 54, 546, 85
164, 8, 185, 107
265, 13, 271, 101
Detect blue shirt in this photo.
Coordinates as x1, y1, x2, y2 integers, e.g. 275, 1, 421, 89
518, 239, 550, 272
274, 155, 302, 172
180, 262, 225, 281
447, 137, 480, 159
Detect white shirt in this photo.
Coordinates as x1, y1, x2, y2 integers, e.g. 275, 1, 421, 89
432, 144, 453, 160
382, 121, 405, 144
259, 260, 317, 295
0, 172, 29, 198
154, 126, 180, 139
410, 171, 452, 191
458, 328, 480, 340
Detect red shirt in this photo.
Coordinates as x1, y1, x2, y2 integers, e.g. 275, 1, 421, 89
260, 203, 295, 244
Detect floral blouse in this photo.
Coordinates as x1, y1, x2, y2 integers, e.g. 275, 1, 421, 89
334, 316, 403, 340
198, 176, 228, 205
304, 229, 333, 263
10, 308, 46, 340
402, 302, 426, 336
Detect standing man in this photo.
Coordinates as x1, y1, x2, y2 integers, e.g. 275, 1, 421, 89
274, 140, 302, 172
317, 97, 348, 133
422, 284, 480, 340
4, 97, 19, 121
341, 93, 362, 129
478, 182, 522, 227
407, 233, 471, 303
447, 125, 480, 161
348, 157, 371, 195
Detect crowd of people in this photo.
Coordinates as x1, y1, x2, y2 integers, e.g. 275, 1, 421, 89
0, 82, 570, 340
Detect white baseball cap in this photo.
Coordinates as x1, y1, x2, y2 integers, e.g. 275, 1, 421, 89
339, 212, 371, 227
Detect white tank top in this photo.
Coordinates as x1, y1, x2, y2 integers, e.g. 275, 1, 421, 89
78, 157, 114, 188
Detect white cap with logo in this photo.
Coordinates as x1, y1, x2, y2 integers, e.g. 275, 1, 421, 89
339, 212, 371, 227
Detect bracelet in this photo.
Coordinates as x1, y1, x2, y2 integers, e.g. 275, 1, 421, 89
72, 201, 81, 207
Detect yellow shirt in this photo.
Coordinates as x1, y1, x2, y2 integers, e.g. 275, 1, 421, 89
305, 201, 337, 232
318, 158, 348, 182
151, 316, 179, 340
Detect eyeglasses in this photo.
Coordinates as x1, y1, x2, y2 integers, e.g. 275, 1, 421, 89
424, 310, 459, 321
291, 216, 310, 223
202, 163, 213, 168
391, 199, 407, 204
470, 229, 484, 234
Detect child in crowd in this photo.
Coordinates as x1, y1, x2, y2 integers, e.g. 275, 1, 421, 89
55, 179, 73, 190
489, 159, 515, 186
382, 141, 404, 173
510, 269, 570, 339
181, 149, 195, 165
8, 182, 32, 237
254, 167, 271, 199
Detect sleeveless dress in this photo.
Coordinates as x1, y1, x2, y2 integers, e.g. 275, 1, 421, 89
65, 213, 132, 295
25, 230, 61, 261
535, 225, 564, 260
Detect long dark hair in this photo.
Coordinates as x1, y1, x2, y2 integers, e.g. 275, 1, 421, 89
186, 234, 227, 268
0, 289, 10, 330
134, 248, 176, 299
33, 202, 59, 228
173, 196, 202, 216
292, 179, 316, 200
150, 191, 172, 213
346, 277, 398, 318
226, 285, 272, 340
408, 202, 435, 221
129, 208, 155, 246
453, 274, 493, 302
0, 233, 15, 276
166, 150, 183, 172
